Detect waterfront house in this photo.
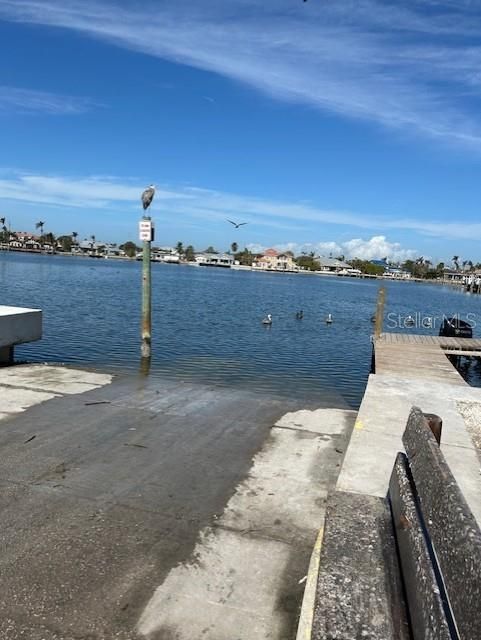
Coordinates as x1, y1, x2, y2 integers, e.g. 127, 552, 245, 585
443, 268, 464, 282
195, 252, 234, 267
152, 247, 180, 263
316, 256, 351, 273
103, 244, 126, 258
24, 239, 41, 251
15, 231, 40, 244
78, 240, 106, 256
383, 267, 411, 279
253, 248, 298, 271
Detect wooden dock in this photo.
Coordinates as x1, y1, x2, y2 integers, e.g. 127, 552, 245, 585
374, 332, 481, 384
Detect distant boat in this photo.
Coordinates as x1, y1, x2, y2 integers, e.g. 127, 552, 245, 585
325, 313, 333, 324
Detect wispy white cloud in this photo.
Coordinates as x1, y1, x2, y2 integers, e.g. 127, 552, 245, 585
0, 171, 185, 208
1, 169, 481, 241
0, 86, 97, 115
1, 1, 481, 145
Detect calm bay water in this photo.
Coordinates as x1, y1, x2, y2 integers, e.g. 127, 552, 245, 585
1, 252, 481, 408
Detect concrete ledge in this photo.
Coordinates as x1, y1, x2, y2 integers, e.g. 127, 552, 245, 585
389, 452, 451, 640
311, 491, 410, 640
0, 305, 42, 351
403, 407, 481, 640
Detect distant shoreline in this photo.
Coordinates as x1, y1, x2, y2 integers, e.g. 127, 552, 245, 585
0, 247, 465, 289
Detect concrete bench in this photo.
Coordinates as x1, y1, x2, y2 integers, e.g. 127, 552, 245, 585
0, 305, 42, 363
311, 406, 481, 640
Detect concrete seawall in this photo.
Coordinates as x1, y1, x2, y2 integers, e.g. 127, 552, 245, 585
0, 305, 42, 363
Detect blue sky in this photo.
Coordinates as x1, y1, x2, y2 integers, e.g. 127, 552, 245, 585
1, 0, 481, 263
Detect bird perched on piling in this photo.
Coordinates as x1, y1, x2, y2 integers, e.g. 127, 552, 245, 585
141, 185, 156, 211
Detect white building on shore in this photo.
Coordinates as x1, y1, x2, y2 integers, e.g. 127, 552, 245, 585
316, 256, 352, 273
152, 247, 180, 263
195, 252, 234, 267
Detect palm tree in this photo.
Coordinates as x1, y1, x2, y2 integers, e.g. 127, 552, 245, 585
0, 222, 7, 244
468, 260, 474, 272
44, 232, 55, 246
184, 245, 195, 261
35, 220, 45, 239
452, 255, 460, 271
72, 231, 78, 244
413, 256, 426, 278
231, 242, 238, 254
175, 241, 184, 256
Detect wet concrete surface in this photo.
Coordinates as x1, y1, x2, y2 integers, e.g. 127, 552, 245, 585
0, 368, 352, 639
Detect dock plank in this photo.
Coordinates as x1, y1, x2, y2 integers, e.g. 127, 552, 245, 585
374, 334, 469, 384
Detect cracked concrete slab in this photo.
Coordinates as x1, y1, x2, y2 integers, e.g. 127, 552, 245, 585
0, 386, 58, 416
138, 527, 293, 640
0, 365, 112, 423
0, 364, 112, 394
275, 408, 356, 435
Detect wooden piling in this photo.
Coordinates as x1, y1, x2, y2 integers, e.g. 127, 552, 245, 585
374, 287, 386, 340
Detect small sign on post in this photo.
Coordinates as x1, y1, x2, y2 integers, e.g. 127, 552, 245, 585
139, 219, 155, 242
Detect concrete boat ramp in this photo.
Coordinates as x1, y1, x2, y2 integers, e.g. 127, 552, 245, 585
0, 364, 355, 640
1, 330, 481, 639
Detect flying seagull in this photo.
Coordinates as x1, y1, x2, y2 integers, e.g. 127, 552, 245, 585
227, 219, 247, 229
141, 185, 156, 211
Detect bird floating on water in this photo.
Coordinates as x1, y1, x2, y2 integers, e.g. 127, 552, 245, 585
296, 310, 304, 320
405, 315, 415, 327
227, 219, 247, 229
262, 313, 272, 325
325, 313, 333, 324
141, 185, 156, 211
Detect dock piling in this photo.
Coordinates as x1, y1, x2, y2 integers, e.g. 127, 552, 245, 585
374, 287, 386, 340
